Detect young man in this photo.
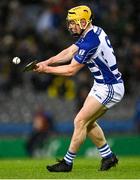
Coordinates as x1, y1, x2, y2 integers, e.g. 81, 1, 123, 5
34, 5, 125, 172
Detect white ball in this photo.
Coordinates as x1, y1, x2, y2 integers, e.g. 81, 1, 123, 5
12, 57, 21, 64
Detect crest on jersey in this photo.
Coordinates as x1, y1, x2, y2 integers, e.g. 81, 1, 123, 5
79, 49, 85, 56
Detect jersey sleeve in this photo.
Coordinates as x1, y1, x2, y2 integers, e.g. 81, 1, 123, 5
74, 31, 100, 64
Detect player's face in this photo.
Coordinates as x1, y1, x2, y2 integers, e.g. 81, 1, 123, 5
67, 20, 82, 37
67, 19, 88, 37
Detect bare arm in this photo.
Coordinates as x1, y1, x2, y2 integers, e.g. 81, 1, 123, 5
44, 44, 78, 66
35, 58, 84, 76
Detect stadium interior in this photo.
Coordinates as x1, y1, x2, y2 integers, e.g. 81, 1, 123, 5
0, 0, 140, 158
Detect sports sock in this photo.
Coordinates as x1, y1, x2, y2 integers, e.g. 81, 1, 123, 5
98, 143, 113, 159
64, 151, 76, 165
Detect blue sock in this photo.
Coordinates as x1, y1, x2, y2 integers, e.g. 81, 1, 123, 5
64, 151, 76, 165
98, 143, 113, 159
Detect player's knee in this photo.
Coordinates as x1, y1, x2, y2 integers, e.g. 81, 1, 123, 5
74, 116, 86, 130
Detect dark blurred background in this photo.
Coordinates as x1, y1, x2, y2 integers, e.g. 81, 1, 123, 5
0, 0, 140, 158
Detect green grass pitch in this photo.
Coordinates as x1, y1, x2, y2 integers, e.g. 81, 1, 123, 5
0, 157, 140, 179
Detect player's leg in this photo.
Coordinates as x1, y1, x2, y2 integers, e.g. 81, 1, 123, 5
88, 122, 106, 147
85, 106, 107, 148
85, 83, 125, 170
87, 108, 118, 171
67, 96, 104, 153
46, 83, 124, 172
47, 95, 104, 172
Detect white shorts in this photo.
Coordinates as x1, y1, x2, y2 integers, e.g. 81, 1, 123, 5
88, 81, 125, 108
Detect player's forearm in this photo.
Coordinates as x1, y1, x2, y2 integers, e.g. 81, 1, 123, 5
45, 49, 73, 66
44, 65, 75, 76
44, 45, 78, 66
35, 58, 84, 75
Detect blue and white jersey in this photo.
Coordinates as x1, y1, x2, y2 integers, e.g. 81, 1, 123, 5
74, 25, 123, 84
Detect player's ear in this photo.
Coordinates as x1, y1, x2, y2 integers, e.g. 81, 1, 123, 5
80, 19, 87, 28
